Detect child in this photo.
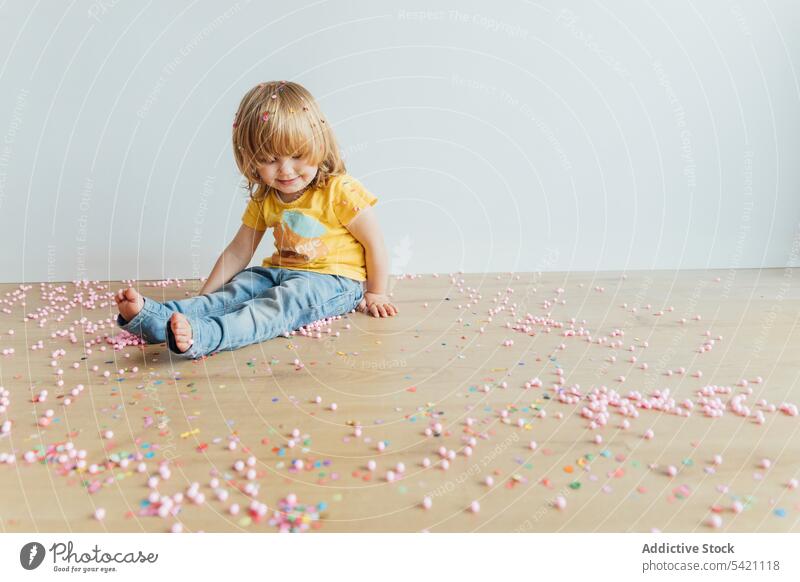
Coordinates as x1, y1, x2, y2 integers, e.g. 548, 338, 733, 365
115, 80, 398, 359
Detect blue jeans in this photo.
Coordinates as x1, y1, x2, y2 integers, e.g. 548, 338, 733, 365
116, 267, 364, 359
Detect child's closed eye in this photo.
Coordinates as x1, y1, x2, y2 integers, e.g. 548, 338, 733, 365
262, 156, 301, 163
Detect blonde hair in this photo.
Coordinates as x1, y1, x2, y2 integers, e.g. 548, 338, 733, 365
232, 81, 346, 202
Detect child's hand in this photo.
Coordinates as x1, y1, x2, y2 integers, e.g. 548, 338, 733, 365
357, 292, 398, 318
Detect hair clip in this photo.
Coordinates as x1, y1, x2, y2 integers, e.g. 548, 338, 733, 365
262, 112, 269, 122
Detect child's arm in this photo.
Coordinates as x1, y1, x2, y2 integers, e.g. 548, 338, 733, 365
198, 224, 266, 295
345, 207, 398, 318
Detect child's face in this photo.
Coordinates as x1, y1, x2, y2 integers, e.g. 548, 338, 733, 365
256, 156, 318, 195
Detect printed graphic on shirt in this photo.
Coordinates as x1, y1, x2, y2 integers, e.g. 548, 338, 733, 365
271, 210, 329, 266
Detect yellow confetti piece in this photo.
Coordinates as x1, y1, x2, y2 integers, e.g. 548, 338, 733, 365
180, 428, 200, 438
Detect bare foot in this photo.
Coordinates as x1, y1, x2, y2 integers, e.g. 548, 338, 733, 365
115, 287, 144, 322
169, 313, 193, 353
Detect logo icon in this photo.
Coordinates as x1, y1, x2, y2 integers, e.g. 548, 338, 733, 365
20, 542, 46, 570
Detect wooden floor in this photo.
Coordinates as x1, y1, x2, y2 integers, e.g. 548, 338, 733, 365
1, 269, 799, 533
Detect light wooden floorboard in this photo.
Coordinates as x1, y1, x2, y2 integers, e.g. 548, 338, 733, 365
1, 269, 799, 532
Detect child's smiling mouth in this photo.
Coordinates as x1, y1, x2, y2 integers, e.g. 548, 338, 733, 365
278, 177, 298, 185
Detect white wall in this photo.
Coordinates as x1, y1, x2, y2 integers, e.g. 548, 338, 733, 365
1, 0, 799, 283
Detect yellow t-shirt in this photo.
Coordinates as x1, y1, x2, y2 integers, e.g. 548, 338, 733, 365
241, 173, 378, 281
